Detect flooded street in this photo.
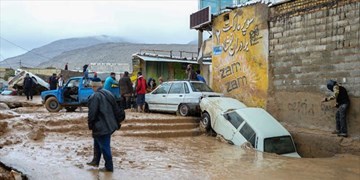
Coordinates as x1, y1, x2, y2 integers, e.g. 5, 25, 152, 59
0, 96, 360, 179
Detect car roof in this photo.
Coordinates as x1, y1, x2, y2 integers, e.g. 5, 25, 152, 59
204, 97, 247, 112
164, 80, 204, 83
235, 108, 291, 138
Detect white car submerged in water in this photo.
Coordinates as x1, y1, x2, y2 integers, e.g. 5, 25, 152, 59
200, 97, 301, 158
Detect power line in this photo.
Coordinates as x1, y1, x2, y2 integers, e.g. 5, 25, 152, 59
0, 36, 51, 61
0, 53, 14, 69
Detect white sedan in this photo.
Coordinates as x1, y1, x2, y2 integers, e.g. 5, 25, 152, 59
200, 97, 301, 158
145, 80, 223, 116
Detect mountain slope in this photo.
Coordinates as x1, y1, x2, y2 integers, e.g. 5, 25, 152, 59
0, 35, 127, 69
37, 42, 198, 70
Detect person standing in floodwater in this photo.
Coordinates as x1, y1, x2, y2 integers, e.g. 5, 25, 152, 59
135, 72, 147, 112
86, 81, 125, 172
58, 74, 64, 89
23, 73, 34, 101
119, 71, 133, 109
103, 72, 118, 91
322, 80, 350, 137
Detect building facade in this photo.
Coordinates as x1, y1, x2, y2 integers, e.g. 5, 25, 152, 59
195, 0, 360, 136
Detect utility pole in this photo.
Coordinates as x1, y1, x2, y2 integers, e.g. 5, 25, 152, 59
20, 60, 22, 68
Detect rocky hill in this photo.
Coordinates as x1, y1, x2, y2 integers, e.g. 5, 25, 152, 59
37, 43, 198, 70
0, 35, 127, 69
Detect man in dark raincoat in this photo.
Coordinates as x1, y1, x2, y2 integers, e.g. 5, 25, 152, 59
23, 73, 34, 100
86, 81, 125, 172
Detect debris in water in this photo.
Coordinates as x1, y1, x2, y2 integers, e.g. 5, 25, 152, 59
27, 126, 45, 141
0, 103, 10, 110
10, 170, 22, 180
0, 122, 8, 136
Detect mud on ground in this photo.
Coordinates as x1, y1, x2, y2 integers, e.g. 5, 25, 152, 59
0, 96, 359, 179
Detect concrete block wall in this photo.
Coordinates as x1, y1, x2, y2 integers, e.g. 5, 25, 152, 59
267, 0, 360, 136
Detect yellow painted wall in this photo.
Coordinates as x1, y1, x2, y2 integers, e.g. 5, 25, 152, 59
212, 4, 269, 107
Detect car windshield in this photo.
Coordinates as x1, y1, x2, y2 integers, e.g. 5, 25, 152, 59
190, 82, 213, 92
264, 136, 296, 155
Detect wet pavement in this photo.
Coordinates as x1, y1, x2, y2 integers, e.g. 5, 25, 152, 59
0, 96, 360, 179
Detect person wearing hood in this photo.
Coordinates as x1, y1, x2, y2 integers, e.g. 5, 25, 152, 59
322, 80, 350, 137
135, 72, 147, 112
146, 78, 157, 93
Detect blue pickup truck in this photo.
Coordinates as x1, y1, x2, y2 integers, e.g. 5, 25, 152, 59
41, 77, 121, 112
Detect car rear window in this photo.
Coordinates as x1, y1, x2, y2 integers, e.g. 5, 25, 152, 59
224, 112, 244, 129
264, 136, 296, 155
190, 82, 213, 92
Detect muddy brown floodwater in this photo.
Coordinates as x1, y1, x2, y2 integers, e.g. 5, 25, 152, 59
0, 96, 359, 180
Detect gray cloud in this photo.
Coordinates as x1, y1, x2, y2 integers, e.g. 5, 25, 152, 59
0, 0, 198, 59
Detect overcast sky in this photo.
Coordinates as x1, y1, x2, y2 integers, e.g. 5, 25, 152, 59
0, 0, 199, 59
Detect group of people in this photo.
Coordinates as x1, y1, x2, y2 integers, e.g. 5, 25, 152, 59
119, 71, 149, 113
21, 65, 351, 172
22, 73, 64, 101
91, 71, 151, 113
48, 73, 64, 90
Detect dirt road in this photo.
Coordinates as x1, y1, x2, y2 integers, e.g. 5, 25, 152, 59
0, 96, 359, 179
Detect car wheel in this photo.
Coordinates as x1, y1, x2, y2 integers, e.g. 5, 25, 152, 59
200, 112, 211, 133
65, 106, 77, 112
178, 104, 190, 116
45, 97, 62, 112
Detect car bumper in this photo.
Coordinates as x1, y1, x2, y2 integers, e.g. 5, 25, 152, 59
187, 103, 201, 113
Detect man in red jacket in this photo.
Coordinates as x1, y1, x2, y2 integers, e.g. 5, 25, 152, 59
136, 72, 147, 112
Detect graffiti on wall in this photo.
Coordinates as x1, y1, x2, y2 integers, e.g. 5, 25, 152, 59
287, 99, 336, 121
288, 99, 315, 116
212, 4, 268, 107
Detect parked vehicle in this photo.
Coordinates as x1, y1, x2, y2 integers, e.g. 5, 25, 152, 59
8, 69, 49, 95
200, 97, 301, 158
41, 76, 121, 112
145, 80, 223, 116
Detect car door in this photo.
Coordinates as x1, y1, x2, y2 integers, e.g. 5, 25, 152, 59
62, 79, 80, 104
78, 78, 94, 103
166, 82, 185, 112
146, 82, 171, 111
215, 111, 243, 142
233, 122, 256, 147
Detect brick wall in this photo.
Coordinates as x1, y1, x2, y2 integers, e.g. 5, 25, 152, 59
267, 0, 360, 136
